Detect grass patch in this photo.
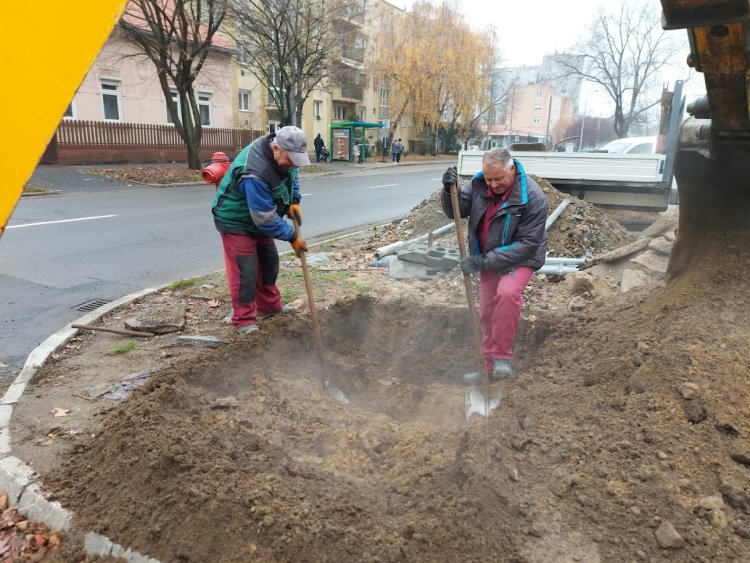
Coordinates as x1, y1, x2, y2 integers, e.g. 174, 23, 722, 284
279, 271, 304, 282
347, 281, 371, 294
281, 288, 301, 302
110, 341, 137, 355
315, 270, 350, 282
166, 275, 212, 290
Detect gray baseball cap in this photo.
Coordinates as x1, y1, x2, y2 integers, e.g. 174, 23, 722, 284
275, 126, 311, 167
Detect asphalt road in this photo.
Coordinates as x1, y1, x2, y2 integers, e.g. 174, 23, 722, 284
1, 163, 449, 374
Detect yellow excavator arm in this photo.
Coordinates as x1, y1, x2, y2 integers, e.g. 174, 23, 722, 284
0, 0, 128, 238
659, 0, 750, 277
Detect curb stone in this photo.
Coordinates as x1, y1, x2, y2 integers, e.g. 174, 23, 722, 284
0, 286, 164, 562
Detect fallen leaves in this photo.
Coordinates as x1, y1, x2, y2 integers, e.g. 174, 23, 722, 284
206, 299, 221, 308
0, 493, 65, 560
50, 408, 70, 418
87, 167, 203, 185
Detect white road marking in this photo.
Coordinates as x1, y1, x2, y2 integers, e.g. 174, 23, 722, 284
6, 215, 117, 229
301, 193, 313, 196
365, 183, 398, 189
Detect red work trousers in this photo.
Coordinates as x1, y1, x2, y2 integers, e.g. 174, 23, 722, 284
478, 266, 534, 373
219, 232, 282, 329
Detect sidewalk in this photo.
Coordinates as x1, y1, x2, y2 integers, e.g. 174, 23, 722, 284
28, 155, 456, 192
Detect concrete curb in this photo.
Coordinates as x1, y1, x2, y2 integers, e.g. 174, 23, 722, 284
0, 286, 163, 562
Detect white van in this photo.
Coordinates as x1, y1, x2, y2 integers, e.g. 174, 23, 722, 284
601, 136, 657, 154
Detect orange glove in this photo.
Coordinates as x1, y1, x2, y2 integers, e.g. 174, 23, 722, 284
291, 233, 307, 257
288, 203, 302, 226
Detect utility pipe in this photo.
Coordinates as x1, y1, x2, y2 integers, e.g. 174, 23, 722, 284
544, 256, 586, 265
545, 199, 572, 230
374, 222, 455, 258
537, 265, 579, 276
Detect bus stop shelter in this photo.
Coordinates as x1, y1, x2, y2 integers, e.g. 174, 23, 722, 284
329, 121, 385, 163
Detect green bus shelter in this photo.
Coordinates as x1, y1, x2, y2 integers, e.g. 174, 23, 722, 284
329, 121, 385, 163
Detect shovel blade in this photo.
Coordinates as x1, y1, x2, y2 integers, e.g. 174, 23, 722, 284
465, 386, 502, 420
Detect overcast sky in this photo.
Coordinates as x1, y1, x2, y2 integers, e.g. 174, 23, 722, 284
395, 0, 701, 113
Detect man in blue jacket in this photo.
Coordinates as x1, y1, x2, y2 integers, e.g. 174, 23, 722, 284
212, 126, 309, 334
441, 148, 548, 383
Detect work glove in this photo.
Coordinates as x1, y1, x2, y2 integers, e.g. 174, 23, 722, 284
288, 203, 303, 226
459, 255, 485, 274
290, 233, 307, 257
442, 166, 458, 193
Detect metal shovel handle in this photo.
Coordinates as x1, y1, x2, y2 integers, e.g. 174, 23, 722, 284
292, 215, 327, 392
448, 183, 492, 412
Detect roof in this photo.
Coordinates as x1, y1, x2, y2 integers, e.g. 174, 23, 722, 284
330, 121, 385, 128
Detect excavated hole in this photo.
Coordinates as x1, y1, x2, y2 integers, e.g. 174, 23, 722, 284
190, 295, 549, 426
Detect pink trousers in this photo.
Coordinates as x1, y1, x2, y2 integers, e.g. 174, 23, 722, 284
478, 266, 534, 372
220, 232, 282, 329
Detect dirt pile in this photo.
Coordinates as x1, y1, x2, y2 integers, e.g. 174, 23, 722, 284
40, 226, 750, 562
368, 176, 634, 259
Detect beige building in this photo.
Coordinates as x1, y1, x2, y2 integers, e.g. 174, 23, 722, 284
66, 27, 233, 129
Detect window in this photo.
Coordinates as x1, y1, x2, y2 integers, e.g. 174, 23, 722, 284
166, 88, 180, 124
535, 91, 542, 99
313, 100, 322, 119
198, 92, 212, 126
63, 98, 76, 120
100, 79, 122, 121
239, 90, 250, 112
236, 41, 248, 65
534, 105, 542, 112
379, 88, 389, 119
532, 117, 541, 124
358, 106, 366, 121
335, 104, 346, 120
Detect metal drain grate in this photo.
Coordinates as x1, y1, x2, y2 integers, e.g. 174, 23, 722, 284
73, 298, 110, 312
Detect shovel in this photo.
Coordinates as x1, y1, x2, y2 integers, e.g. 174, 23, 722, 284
291, 216, 348, 403
448, 182, 501, 420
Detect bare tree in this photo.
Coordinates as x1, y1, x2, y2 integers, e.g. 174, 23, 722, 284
120, 0, 228, 169
228, 0, 358, 128
549, 2, 684, 137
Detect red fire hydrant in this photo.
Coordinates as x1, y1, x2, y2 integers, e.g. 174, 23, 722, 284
202, 152, 231, 190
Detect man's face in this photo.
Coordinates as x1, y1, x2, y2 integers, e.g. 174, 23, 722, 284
272, 144, 295, 170
483, 161, 516, 194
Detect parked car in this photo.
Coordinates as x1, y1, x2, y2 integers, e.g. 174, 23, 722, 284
600, 136, 658, 154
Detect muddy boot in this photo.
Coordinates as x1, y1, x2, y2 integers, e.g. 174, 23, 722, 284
462, 372, 482, 386
237, 324, 258, 334
257, 305, 296, 320
222, 308, 234, 324
492, 358, 513, 379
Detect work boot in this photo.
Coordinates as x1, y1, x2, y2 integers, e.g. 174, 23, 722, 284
222, 308, 234, 324
462, 371, 482, 386
492, 358, 514, 380
257, 305, 296, 320
237, 324, 259, 334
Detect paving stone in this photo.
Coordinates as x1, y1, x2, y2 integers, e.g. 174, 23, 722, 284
397, 242, 460, 269
169, 335, 230, 348
125, 303, 186, 334
648, 237, 674, 256
84, 533, 114, 557
0, 456, 36, 504
620, 269, 655, 292
630, 250, 669, 280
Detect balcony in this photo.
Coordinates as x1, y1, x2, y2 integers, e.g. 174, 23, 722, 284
342, 45, 365, 63
339, 84, 364, 100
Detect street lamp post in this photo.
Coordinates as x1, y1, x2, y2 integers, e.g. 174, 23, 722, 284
578, 100, 587, 151
545, 92, 553, 145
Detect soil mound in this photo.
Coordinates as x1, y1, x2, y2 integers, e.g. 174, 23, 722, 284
370, 176, 634, 258
43, 229, 750, 561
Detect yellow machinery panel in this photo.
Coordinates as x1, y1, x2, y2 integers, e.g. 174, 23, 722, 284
0, 0, 127, 237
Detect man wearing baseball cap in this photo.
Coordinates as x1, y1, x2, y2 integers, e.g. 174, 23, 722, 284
211, 126, 310, 334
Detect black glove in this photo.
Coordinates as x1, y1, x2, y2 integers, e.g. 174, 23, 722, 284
442, 166, 458, 193
459, 255, 485, 274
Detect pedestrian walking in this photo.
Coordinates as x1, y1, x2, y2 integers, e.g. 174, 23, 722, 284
441, 148, 548, 383
211, 126, 310, 334
314, 133, 325, 162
